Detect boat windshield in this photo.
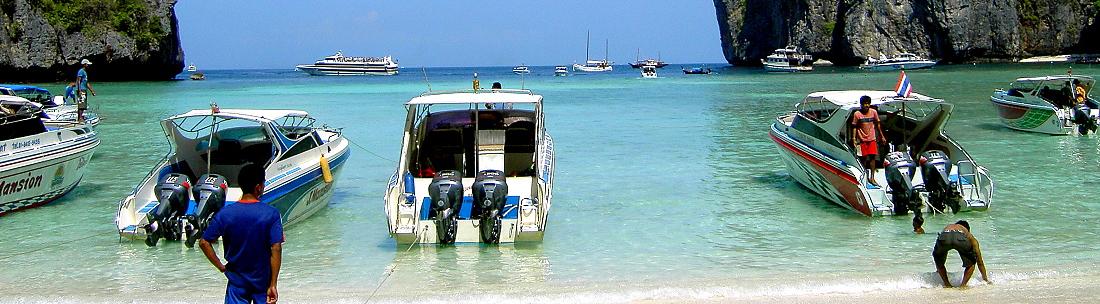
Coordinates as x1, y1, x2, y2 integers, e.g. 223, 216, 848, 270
796, 96, 841, 123
409, 103, 540, 178
164, 116, 276, 186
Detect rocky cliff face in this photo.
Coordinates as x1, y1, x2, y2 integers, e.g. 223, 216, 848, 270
0, 0, 183, 82
713, 0, 1100, 65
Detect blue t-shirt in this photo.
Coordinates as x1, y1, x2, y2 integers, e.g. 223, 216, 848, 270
202, 200, 284, 292
76, 68, 88, 90
64, 85, 76, 102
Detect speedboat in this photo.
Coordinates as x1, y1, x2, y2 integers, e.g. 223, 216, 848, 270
384, 89, 555, 245
682, 66, 712, 75
861, 53, 937, 71
573, 32, 613, 73
770, 91, 994, 217
641, 65, 658, 78
554, 66, 568, 77
762, 46, 813, 72
0, 99, 98, 216
512, 65, 531, 75
190, 72, 205, 80
115, 108, 350, 246
0, 84, 101, 127
295, 51, 399, 76
990, 75, 1098, 135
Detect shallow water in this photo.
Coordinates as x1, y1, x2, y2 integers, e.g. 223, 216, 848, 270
1, 63, 1099, 302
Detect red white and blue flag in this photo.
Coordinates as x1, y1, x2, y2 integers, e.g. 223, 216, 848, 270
895, 71, 913, 97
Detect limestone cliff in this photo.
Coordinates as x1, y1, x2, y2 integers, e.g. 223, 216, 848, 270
713, 0, 1100, 65
0, 0, 183, 82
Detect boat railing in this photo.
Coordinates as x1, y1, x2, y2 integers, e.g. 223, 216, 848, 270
417, 89, 534, 97
955, 160, 994, 205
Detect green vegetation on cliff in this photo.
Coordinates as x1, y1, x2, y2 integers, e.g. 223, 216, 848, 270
28, 0, 164, 48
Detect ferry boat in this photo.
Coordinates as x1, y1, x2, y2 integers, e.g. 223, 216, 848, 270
115, 108, 350, 246
860, 53, 937, 71
629, 50, 668, 68
641, 65, 658, 78
573, 32, 613, 73
762, 46, 813, 72
384, 89, 555, 245
0, 98, 98, 216
0, 84, 101, 127
990, 75, 1098, 135
770, 91, 994, 218
295, 51, 399, 76
554, 66, 569, 77
512, 65, 531, 75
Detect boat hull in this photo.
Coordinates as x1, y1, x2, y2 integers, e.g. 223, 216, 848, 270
296, 65, 398, 76
860, 61, 936, 71
572, 64, 613, 72
769, 125, 874, 216
0, 128, 98, 216
763, 63, 812, 72
989, 94, 1072, 135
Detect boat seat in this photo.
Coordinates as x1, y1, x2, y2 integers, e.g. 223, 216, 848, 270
477, 129, 505, 172
210, 139, 243, 165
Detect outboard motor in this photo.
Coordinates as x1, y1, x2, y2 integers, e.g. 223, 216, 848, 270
427, 170, 463, 244
918, 150, 961, 214
185, 174, 228, 247
883, 152, 924, 232
145, 173, 191, 247
472, 170, 508, 244
1072, 104, 1098, 134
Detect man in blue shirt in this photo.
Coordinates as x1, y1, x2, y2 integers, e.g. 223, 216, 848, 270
62, 82, 76, 105
75, 59, 96, 123
199, 165, 284, 304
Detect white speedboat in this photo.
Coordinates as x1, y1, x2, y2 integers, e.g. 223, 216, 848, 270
186, 64, 197, 72
861, 53, 937, 71
770, 91, 994, 217
385, 89, 555, 245
990, 75, 1098, 135
763, 46, 813, 72
0, 99, 98, 216
512, 65, 531, 75
641, 65, 658, 78
295, 51, 399, 76
573, 32, 613, 73
115, 109, 350, 246
0, 85, 100, 127
554, 66, 569, 77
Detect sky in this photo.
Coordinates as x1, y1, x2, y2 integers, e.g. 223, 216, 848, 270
174, 1, 727, 69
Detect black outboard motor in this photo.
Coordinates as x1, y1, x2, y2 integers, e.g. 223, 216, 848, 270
1072, 104, 1097, 135
883, 152, 924, 232
185, 174, 228, 247
472, 170, 508, 244
145, 173, 191, 247
427, 170, 463, 244
918, 150, 961, 214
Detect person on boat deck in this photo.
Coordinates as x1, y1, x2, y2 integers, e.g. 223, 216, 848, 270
1074, 79, 1087, 105
1061, 81, 1076, 106
62, 82, 77, 105
199, 164, 284, 304
933, 220, 989, 288
75, 59, 96, 123
487, 82, 508, 109
472, 73, 480, 92
849, 96, 886, 186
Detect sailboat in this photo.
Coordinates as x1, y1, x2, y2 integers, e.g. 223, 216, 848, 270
572, 31, 613, 73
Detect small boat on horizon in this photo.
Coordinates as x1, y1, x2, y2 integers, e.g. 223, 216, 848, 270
629, 49, 668, 69
682, 66, 712, 75
554, 66, 568, 77
860, 52, 937, 71
190, 72, 205, 80
573, 31, 613, 73
763, 46, 813, 72
296, 51, 399, 76
186, 64, 197, 72
990, 75, 1098, 135
512, 65, 531, 75
0, 98, 99, 216
385, 89, 556, 245
770, 90, 994, 218
115, 108, 351, 246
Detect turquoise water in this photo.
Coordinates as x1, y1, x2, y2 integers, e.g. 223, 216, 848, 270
1, 64, 1099, 302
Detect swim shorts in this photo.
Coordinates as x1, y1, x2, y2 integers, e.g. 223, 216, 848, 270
933, 230, 977, 268
859, 141, 878, 157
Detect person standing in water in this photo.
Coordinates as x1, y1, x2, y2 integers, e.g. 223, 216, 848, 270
849, 96, 886, 186
933, 220, 989, 288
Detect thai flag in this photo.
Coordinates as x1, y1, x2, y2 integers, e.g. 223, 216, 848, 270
895, 71, 913, 97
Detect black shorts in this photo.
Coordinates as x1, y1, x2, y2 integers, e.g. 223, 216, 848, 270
932, 230, 977, 268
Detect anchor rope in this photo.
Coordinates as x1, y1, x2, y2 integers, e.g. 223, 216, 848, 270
0, 230, 115, 262
347, 138, 394, 163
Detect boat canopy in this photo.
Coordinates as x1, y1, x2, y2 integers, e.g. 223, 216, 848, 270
1012, 75, 1094, 89
168, 109, 310, 124
407, 90, 543, 105
806, 90, 939, 110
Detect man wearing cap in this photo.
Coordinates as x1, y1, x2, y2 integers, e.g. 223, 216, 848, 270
75, 59, 96, 123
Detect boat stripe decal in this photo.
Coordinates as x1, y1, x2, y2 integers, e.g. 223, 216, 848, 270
769, 132, 858, 185
0, 137, 98, 168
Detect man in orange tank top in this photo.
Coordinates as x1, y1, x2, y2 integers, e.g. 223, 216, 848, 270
850, 96, 886, 186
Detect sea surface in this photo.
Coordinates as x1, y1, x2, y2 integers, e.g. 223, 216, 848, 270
1, 63, 1099, 303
